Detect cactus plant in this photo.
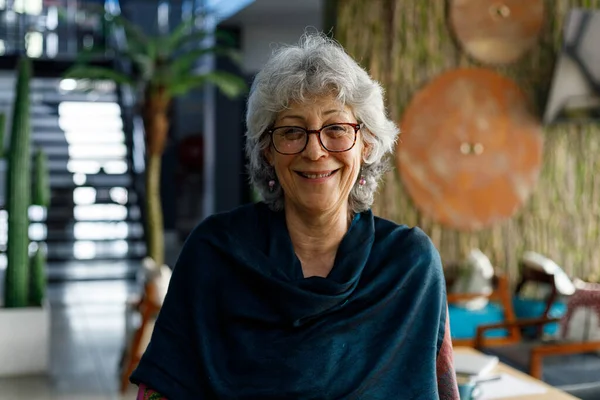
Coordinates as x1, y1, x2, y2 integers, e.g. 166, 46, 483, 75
28, 150, 49, 307
29, 246, 45, 307
32, 149, 50, 208
4, 57, 32, 308
0, 113, 5, 158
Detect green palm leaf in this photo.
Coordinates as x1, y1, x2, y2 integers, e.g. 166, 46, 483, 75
169, 71, 247, 98
170, 46, 241, 75
170, 29, 237, 54
106, 13, 149, 53
64, 65, 135, 86
166, 17, 196, 51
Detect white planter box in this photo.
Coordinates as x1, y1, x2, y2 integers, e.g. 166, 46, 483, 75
0, 301, 49, 376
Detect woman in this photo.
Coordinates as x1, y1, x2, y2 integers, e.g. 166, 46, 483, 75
131, 33, 459, 399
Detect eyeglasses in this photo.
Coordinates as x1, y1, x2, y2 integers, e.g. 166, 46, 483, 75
268, 122, 361, 155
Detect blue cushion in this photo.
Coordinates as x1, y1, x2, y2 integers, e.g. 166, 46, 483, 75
449, 302, 509, 339
512, 297, 567, 336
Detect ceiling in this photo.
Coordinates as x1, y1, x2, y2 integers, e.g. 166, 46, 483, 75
222, 0, 322, 26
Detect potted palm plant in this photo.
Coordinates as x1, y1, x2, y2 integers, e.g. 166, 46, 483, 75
65, 12, 246, 266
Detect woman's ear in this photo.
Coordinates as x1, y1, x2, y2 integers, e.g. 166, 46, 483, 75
362, 140, 372, 161
263, 147, 273, 166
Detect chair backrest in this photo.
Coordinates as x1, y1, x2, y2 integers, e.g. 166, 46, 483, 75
519, 252, 575, 296
447, 272, 521, 347
449, 249, 494, 310
561, 280, 600, 345
514, 252, 575, 338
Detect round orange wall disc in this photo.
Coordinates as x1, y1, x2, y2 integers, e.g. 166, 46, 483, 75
449, 0, 544, 65
397, 68, 543, 231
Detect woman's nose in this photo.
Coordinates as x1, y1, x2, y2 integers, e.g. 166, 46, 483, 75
302, 133, 328, 159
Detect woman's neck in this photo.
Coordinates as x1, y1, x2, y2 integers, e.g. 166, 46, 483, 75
285, 203, 350, 278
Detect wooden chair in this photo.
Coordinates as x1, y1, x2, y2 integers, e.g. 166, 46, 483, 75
447, 272, 521, 347
515, 262, 559, 316
119, 281, 162, 393
513, 253, 573, 338
475, 282, 600, 400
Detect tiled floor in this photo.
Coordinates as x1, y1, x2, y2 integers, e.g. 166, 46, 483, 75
0, 280, 143, 400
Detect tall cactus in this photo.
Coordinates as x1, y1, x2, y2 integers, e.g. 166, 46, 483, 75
32, 149, 50, 208
4, 57, 32, 308
0, 113, 5, 158
29, 149, 49, 307
29, 246, 45, 307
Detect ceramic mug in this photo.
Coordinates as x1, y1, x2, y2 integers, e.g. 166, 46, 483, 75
458, 382, 482, 400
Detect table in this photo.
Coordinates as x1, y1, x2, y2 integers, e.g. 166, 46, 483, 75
453, 346, 579, 399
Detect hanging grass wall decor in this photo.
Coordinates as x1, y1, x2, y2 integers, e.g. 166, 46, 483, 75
335, 0, 600, 282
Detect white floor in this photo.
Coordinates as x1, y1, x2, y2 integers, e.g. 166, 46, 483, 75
0, 280, 142, 400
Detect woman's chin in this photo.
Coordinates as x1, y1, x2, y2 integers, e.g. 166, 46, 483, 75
296, 194, 342, 214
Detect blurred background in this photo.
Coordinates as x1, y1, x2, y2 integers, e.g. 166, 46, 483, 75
0, 0, 599, 399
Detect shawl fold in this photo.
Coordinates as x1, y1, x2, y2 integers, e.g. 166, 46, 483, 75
131, 202, 448, 399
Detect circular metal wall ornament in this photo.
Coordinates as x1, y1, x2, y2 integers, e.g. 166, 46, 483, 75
397, 68, 543, 231
449, 0, 544, 65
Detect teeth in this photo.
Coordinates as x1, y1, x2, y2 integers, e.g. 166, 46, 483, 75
301, 171, 334, 179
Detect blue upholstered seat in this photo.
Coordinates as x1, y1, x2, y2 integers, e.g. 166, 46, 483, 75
449, 302, 508, 340
512, 297, 567, 336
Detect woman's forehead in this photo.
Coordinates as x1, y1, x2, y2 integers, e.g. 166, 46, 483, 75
278, 95, 352, 118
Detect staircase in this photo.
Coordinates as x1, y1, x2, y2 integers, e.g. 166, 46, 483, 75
0, 65, 146, 282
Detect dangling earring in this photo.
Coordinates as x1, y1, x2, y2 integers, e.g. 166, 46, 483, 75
358, 176, 366, 188
268, 180, 276, 192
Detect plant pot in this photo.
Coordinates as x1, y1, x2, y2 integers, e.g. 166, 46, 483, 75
0, 300, 50, 376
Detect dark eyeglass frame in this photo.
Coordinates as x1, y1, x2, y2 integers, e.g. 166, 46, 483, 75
267, 122, 361, 155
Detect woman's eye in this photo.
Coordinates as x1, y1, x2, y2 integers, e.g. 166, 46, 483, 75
284, 128, 305, 135
280, 128, 305, 140
323, 125, 350, 137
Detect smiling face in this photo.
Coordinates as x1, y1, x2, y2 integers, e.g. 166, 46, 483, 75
265, 95, 365, 217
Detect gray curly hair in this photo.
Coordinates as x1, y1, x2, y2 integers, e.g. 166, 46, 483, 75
245, 32, 399, 213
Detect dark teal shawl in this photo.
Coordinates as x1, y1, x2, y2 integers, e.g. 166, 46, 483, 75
131, 202, 448, 399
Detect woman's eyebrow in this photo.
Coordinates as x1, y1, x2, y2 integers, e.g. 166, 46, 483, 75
279, 114, 305, 121
279, 109, 345, 122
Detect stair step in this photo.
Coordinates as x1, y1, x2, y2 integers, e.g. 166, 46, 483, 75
49, 184, 139, 192
44, 163, 130, 177
37, 142, 127, 155
31, 104, 59, 115
33, 130, 126, 144
46, 216, 142, 226
32, 79, 116, 93
36, 161, 132, 175
0, 91, 118, 104
46, 237, 145, 245
47, 203, 141, 218
32, 116, 123, 130
46, 240, 146, 261
45, 218, 143, 227
51, 186, 139, 204
32, 131, 68, 143
46, 259, 140, 282
49, 173, 132, 188
44, 224, 145, 241
49, 197, 140, 208
45, 218, 143, 229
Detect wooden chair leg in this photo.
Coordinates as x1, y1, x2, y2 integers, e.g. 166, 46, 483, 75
120, 299, 155, 393
529, 352, 543, 380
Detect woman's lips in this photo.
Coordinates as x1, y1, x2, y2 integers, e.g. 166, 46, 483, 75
295, 169, 339, 181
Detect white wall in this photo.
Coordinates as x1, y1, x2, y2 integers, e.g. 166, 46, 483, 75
222, 0, 324, 74
241, 23, 322, 74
